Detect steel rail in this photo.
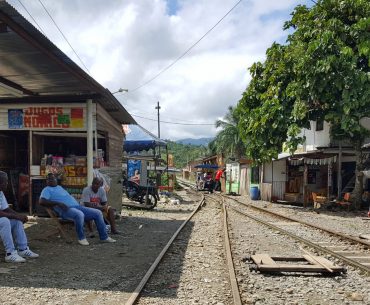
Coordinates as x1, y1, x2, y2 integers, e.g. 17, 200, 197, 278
124, 194, 205, 305
226, 195, 370, 248
220, 195, 242, 305
227, 204, 370, 274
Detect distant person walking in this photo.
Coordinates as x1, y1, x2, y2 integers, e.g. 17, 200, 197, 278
214, 167, 226, 192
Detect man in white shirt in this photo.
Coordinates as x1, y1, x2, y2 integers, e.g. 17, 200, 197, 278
81, 177, 120, 234
0, 171, 39, 263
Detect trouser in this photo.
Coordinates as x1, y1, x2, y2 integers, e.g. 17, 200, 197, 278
214, 180, 221, 191
54, 205, 108, 241
0, 217, 27, 253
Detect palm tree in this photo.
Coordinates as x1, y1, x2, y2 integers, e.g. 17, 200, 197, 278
211, 106, 246, 159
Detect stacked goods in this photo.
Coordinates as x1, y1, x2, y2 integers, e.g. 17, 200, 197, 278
39, 155, 87, 201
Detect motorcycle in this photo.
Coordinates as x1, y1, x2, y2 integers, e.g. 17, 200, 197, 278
122, 177, 160, 209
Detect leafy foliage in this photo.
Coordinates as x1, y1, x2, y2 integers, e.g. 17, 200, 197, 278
210, 106, 247, 159
236, 0, 370, 206
164, 141, 208, 169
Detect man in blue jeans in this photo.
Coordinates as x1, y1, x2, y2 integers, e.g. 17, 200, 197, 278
0, 171, 39, 262
39, 173, 116, 246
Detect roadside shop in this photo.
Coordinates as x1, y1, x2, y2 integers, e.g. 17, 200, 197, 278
0, 2, 135, 214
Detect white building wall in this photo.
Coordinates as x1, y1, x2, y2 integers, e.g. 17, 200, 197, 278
264, 160, 286, 183
297, 121, 331, 152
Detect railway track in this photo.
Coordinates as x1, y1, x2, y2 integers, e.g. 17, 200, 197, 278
179, 179, 370, 274
122, 189, 205, 305
148, 180, 370, 305
224, 195, 370, 274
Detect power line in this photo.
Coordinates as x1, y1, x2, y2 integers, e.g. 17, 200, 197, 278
132, 114, 215, 126
16, 0, 46, 35
127, 107, 215, 124
130, 0, 244, 93
37, 0, 91, 74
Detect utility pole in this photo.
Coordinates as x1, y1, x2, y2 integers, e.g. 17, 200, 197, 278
155, 101, 161, 139
155, 101, 161, 157
155, 101, 162, 188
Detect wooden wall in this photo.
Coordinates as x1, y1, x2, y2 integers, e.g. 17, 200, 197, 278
261, 183, 272, 201
261, 181, 286, 201
96, 104, 124, 168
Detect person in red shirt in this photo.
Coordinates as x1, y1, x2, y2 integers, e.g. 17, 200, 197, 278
214, 167, 226, 192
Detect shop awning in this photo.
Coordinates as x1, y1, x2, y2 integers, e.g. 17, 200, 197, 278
123, 124, 167, 153
194, 164, 219, 169
0, 1, 135, 125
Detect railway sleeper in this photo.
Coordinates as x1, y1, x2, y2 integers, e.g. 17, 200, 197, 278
248, 253, 346, 275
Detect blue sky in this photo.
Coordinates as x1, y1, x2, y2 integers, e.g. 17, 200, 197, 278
166, 0, 180, 15
9, 0, 315, 140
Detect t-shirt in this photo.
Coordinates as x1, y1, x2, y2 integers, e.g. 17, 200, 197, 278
0, 191, 9, 210
81, 186, 107, 207
40, 185, 79, 208
215, 170, 224, 181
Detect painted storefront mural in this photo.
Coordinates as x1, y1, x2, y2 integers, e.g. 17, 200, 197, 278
1, 104, 88, 130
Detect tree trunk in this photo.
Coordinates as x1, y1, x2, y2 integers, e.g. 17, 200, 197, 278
352, 149, 365, 209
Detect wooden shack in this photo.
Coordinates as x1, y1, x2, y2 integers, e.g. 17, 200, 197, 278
0, 2, 135, 214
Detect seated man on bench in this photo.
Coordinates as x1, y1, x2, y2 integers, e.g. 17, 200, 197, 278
0, 171, 39, 263
39, 173, 116, 246
81, 177, 120, 235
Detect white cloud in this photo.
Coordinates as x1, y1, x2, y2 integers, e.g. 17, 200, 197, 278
8, 0, 311, 140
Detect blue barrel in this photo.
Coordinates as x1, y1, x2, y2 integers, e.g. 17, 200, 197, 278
250, 186, 260, 200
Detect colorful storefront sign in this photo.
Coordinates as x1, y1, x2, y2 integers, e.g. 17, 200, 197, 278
0, 104, 91, 130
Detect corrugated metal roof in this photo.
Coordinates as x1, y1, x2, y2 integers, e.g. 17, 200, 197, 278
0, 0, 135, 124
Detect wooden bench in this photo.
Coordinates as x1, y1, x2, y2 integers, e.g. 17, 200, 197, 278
45, 208, 73, 243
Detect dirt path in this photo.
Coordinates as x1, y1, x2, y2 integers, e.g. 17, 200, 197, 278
0, 190, 198, 305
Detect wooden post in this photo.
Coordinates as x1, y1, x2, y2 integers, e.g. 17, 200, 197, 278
303, 163, 308, 207
87, 99, 93, 185
328, 162, 332, 198
337, 143, 342, 198
271, 161, 274, 201
28, 130, 32, 215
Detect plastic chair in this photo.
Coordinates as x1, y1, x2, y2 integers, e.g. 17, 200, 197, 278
337, 193, 352, 211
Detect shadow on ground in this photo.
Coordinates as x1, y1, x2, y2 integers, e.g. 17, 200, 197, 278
0, 213, 194, 295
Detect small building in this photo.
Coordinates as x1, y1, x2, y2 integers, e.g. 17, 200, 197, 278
260, 120, 369, 205
0, 2, 135, 214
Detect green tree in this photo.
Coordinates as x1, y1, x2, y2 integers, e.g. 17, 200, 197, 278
237, 0, 370, 207
211, 106, 246, 160
164, 141, 207, 169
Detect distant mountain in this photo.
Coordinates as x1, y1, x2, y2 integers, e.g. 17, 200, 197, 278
176, 137, 213, 146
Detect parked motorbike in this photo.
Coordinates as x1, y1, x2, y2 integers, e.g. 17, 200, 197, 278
122, 177, 159, 209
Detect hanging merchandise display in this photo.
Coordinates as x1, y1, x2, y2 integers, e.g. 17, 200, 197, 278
304, 156, 337, 165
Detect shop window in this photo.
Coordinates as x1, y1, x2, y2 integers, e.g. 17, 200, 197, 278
251, 166, 259, 184
316, 119, 324, 131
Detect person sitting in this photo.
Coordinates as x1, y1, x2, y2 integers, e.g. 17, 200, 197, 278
0, 171, 39, 263
204, 172, 214, 194
39, 173, 116, 246
82, 177, 120, 235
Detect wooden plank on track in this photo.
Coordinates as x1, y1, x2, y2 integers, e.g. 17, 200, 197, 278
251, 254, 278, 266
271, 256, 307, 262
303, 255, 334, 273
258, 265, 334, 272
251, 253, 345, 273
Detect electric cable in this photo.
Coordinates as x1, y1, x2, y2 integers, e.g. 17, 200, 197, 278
16, 0, 46, 35
37, 0, 91, 74
128, 0, 244, 93
132, 114, 215, 126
